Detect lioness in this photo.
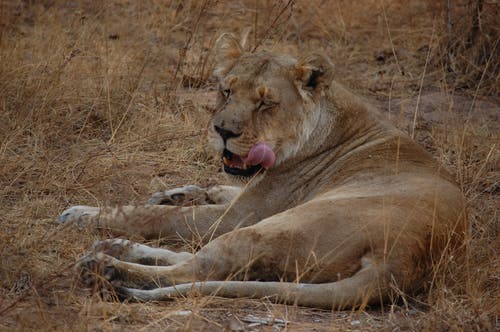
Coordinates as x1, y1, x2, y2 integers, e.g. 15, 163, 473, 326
59, 33, 466, 309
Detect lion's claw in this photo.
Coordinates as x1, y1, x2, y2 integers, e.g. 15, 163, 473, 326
92, 239, 133, 259
76, 253, 118, 287
146, 185, 209, 206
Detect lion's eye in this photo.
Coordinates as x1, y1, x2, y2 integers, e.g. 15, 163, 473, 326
221, 89, 231, 99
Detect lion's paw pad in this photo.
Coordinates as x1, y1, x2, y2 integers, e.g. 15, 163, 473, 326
92, 239, 134, 258
76, 254, 118, 287
146, 185, 208, 206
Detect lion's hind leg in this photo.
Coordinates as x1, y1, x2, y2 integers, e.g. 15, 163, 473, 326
76, 252, 197, 289
76, 241, 195, 289
117, 255, 391, 309
91, 239, 193, 266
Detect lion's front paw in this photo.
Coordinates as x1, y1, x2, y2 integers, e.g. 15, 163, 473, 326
76, 253, 119, 288
58, 205, 100, 228
146, 185, 209, 206
92, 239, 134, 260
76, 252, 154, 290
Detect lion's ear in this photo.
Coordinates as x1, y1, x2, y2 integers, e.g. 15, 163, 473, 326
214, 33, 244, 78
295, 53, 334, 94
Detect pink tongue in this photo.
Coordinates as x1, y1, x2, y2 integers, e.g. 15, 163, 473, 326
243, 142, 276, 169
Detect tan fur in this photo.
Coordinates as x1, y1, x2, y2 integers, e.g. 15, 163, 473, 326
61, 33, 466, 309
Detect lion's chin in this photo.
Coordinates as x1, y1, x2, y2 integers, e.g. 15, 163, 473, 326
222, 149, 264, 177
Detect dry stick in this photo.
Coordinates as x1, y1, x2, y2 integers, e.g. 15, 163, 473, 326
119, 131, 202, 149
0, 0, 3, 48
457, 38, 498, 187
29, 47, 78, 139
465, 143, 496, 198
72, 148, 109, 184
467, 0, 484, 49
195, 35, 216, 86
190, 33, 217, 88
108, 52, 150, 144
381, 1, 402, 76
251, 0, 295, 53
427, 202, 469, 300
170, 0, 211, 95
411, 20, 436, 139
254, 0, 259, 49
446, 0, 452, 40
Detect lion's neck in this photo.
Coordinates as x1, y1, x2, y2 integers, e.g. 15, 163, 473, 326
285, 81, 394, 170
238, 82, 400, 212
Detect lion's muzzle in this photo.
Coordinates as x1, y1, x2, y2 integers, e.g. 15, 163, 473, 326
222, 142, 275, 177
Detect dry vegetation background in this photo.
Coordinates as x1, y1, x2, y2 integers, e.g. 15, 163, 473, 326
0, 0, 498, 330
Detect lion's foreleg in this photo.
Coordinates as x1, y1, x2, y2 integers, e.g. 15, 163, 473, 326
60, 204, 239, 240
147, 185, 241, 206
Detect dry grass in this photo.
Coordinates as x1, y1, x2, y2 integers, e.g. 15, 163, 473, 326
0, 0, 498, 330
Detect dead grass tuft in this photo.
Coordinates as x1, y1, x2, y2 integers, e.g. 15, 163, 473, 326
0, 0, 498, 330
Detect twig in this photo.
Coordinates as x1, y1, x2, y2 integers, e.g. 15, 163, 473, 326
467, 0, 484, 49
381, 1, 402, 76
251, 0, 295, 52
446, 0, 452, 41
170, 0, 212, 94
411, 19, 436, 139
457, 38, 498, 170
0, 0, 3, 48
108, 51, 150, 144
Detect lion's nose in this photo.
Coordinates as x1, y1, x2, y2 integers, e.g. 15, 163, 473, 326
214, 126, 241, 142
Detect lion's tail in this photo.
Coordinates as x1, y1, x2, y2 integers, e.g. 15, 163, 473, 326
118, 264, 391, 309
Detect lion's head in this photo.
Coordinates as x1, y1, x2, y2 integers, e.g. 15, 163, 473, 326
208, 33, 334, 179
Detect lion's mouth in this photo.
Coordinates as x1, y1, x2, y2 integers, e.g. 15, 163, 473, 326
222, 149, 263, 177
221, 143, 276, 177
